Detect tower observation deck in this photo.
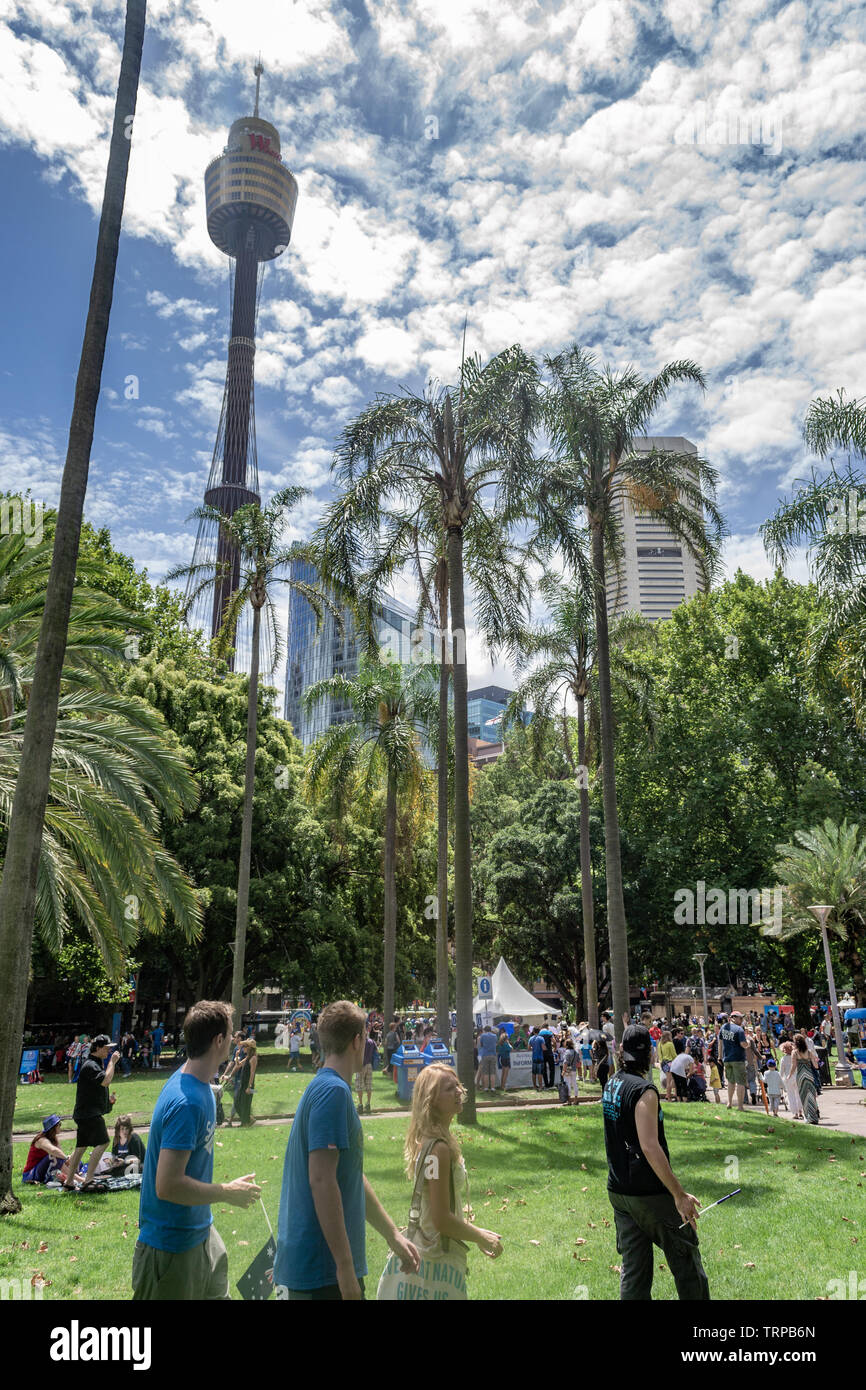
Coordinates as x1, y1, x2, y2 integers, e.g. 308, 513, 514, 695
187, 64, 298, 665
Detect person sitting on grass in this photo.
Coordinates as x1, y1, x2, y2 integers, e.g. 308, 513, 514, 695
22, 1115, 70, 1186
101, 1114, 147, 1175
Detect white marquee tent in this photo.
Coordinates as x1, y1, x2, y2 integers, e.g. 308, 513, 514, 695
472, 956, 562, 1025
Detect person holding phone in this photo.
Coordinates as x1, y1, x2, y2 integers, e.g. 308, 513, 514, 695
62, 1034, 118, 1192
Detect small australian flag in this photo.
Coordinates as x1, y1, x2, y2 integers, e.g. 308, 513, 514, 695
237, 1237, 277, 1301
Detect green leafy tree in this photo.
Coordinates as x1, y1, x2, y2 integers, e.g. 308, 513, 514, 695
610, 572, 866, 1011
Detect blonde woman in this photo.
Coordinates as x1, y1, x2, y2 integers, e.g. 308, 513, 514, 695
402, 1064, 503, 1297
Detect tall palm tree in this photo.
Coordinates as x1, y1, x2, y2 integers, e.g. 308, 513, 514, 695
169, 487, 335, 1028
316, 345, 540, 1120
304, 654, 438, 1027
538, 347, 724, 1040
506, 572, 655, 1025
762, 390, 866, 722
358, 499, 533, 1046
0, 0, 146, 1216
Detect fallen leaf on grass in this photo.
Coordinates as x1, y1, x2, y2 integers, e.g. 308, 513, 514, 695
68, 1256, 78, 1263
238, 1240, 249, 1247
31, 1272, 51, 1289
574, 1238, 587, 1246
743, 1262, 756, 1269
529, 1239, 541, 1246
581, 1186, 588, 1192
38, 1241, 48, 1253
610, 1264, 622, 1273
733, 1244, 742, 1249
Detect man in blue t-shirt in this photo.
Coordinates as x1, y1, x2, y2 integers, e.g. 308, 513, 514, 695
719, 1010, 748, 1112
133, 1000, 261, 1301
274, 1000, 420, 1300
475, 1025, 498, 1093
530, 1029, 546, 1091
151, 1023, 164, 1071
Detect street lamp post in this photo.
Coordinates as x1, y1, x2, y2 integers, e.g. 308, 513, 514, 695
807, 904, 854, 1088
693, 953, 709, 1026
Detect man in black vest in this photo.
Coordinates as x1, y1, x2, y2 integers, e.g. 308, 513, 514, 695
602, 1023, 709, 1300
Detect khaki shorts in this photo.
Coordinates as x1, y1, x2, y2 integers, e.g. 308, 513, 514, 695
478, 1056, 497, 1082
725, 1061, 746, 1086
132, 1225, 229, 1301
357, 1063, 373, 1088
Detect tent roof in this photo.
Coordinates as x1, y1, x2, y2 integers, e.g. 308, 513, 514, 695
473, 956, 561, 1022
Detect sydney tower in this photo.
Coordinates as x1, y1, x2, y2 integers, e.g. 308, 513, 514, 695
187, 65, 298, 665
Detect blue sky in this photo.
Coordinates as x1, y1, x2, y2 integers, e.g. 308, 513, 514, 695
1, 0, 864, 690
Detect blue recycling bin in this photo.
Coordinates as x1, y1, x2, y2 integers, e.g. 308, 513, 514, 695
422, 1039, 455, 1069
393, 1044, 426, 1101
854, 1049, 866, 1088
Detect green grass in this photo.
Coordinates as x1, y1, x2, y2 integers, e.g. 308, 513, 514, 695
4, 1101, 864, 1300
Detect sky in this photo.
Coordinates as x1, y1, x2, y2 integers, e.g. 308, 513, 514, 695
1, 0, 864, 695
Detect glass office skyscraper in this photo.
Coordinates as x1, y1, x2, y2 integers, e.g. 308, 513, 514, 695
284, 561, 437, 749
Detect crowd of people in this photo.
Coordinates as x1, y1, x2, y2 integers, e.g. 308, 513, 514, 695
22, 1025, 171, 1083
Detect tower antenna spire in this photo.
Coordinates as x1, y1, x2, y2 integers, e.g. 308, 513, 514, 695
253, 56, 263, 117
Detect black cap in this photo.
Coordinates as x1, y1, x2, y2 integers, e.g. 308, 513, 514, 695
621, 1024, 652, 1064
90, 1034, 111, 1049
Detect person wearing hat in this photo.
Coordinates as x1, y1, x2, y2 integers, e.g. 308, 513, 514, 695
61, 1034, 118, 1192
719, 1011, 748, 1112
22, 1115, 70, 1185
602, 1023, 709, 1299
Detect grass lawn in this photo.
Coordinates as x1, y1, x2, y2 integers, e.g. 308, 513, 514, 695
3, 1100, 864, 1300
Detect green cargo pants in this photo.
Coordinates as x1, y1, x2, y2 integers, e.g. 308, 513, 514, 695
608, 1190, 710, 1300
132, 1225, 230, 1301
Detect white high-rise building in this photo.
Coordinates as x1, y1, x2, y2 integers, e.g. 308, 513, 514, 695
605, 436, 708, 622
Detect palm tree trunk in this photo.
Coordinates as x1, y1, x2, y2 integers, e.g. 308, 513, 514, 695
436, 575, 450, 1043
590, 515, 630, 1043
383, 767, 398, 1030
447, 524, 475, 1122
576, 694, 598, 1029
231, 601, 261, 1028
0, 0, 146, 1212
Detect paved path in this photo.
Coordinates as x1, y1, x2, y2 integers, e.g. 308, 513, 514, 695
16, 1084, 866, 1143
11, 1092, 594, 1143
